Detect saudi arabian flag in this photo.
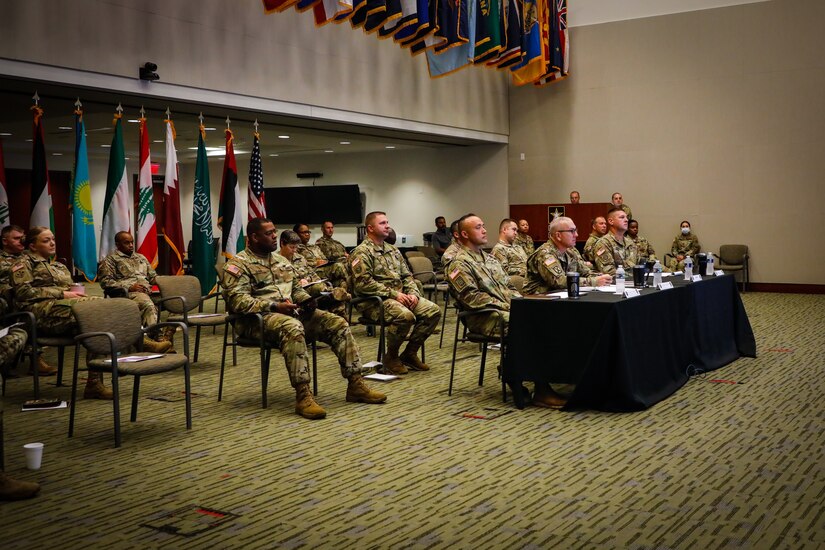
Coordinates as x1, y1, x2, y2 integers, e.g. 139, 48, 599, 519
191, 125, 216, 295
99, 109, 131, 261
71, 107, 97, 281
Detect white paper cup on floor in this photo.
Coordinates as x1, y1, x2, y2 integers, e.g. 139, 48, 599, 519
23, 442, 44, 470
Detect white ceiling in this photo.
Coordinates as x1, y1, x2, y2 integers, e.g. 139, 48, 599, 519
569, 0, 771, 27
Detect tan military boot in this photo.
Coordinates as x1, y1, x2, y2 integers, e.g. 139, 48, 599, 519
400, 345, 430, 371
28, 355, 57, 376
381, 351, 408, 375
84, 372, 114, 400
142, 336, 173, 354
346, 375, 387, 404
0, 472, 41, 501
158, 325, 177, 343
533, 384, 567, 409
295, 383, 326, 419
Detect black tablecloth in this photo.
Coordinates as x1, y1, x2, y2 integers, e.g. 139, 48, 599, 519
503, 274, 756, 411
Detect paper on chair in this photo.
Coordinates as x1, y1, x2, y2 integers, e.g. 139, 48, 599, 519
102, 354, 164, 364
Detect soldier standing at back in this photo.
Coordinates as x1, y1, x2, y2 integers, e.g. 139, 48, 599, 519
592, 208, 639, 275
350, 211, 441, 375
98, 231, 174, 353
223, 218, 385, 420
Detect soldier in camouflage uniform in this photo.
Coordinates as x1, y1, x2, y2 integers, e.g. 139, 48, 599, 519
278, 230, 350, 319
525, 217, 612, 294
514, 219, 535, 256
611, 192, 633, 221
582, 216, 607, 263
627, 219, 657, 260
295, 223, 349, 291
11, 227, 111, 398
223, 218, 385, 420
440, 219, 462, 270
315, 221, 349, 263
592, 208, 639, 276
490, 218, 528, 278
98, 232, 173, 353
668, 220, 701, 271
350, 211, 441, 375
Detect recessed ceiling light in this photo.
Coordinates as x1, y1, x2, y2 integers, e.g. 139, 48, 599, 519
124, 157, 130, 160
51, 152, 63, 156
269, 154, 279, 157
204, 127, 216, 131
324, 150, 334, 153
278, 135, 290, 139
127, 119, 140, 123
25, 138, 33, 142
153, 139, 164, 143
58, 126, 72, 130
101, 144, 110, 148
339, 141, 351, 145
0, 132, 12, 136
385, 146, 396, 149
187, 146, 222, 151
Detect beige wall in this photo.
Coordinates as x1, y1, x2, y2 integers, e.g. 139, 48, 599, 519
0, 0, 508, 136
509, 0, 825, 284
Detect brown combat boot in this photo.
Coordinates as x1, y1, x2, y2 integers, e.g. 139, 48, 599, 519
28, 355, 57, 377
533, 384, 567, 409
400, 344, 430, 371
381, 351, 408, 375
346, 375, 387, 404
84, 372, 114, 400
142, 336, 173, 354
295, 383, 326, 419
0, 472, 41, 501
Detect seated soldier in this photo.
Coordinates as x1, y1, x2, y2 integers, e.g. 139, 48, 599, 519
490, 218, 527, 278
592, 208, 639, 276
582, 216, 607, 263
350, 211, 441, 375
294, 223, 349, 290
278, 230, 350, 319
431, 216, 452, 257
525, 217, 612, 294
668, 220, 701, 271
223, 218, 385, 420
514, 219, 535, 255
447, 214, 569, 409
11, 227, 111, 399
98, 231, 173, 353
441, 219, 463, 267
1, 224, 55, 375
315, 221, 349, 263
627, 219, 656, 260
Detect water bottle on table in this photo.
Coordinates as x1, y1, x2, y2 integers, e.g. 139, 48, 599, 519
684, 255, 693, 280
653, 260, 662, 287
706, 253, 714, 275
615, 264, 625, 294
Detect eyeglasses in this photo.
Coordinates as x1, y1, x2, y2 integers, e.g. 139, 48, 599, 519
557, 228, 577, 234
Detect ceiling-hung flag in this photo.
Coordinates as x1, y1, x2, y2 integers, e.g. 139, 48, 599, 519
364, 0, 402, 34
248, 124, 266, 221
262, 0, 299, 12
0, 139, 8, 227
295, 0, 322, 12
395, 0, 434, 47
510, 0, 546, 85
313, 0, 353, 25
192, 115, 217, 295
137, 108, 158, 268
346, 0, 369, 28
535, 0, 568, 86
486, 0, 523, 69
378, 0, 418, 40
162, 110, 185, 275
30, 94, 54, 231
99, 104, 132, 261
425, 0, 477, 77
70, 100, 97, 282
218, 122, 244, 258
473, 0, 503, 63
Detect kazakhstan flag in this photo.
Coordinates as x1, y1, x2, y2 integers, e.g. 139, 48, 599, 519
71, 108, 97, 281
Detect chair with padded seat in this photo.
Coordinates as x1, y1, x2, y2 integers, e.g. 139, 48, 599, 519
347, 295, 426, 365
449, 306, 507, 402
717, 245, 749, 292
0, 310, 40, 398
68, 298, 191, 448
154, 275, 226, 363
407, 256, 449, 304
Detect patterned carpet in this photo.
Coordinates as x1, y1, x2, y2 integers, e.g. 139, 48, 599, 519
1, 289, 823, 548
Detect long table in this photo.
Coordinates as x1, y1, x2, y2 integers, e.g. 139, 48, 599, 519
502, 274, 756, 411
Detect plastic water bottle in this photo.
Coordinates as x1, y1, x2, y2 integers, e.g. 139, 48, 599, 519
684, 255, 693, 280
706, 253, 714, 276
616, 264, 625, 294
653, 260, 663, 287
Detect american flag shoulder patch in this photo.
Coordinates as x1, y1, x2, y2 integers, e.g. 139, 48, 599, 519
449, 268, 460, 280
225, 264, 241, 277
596, 248, 605, 256
544, 257, 556, 266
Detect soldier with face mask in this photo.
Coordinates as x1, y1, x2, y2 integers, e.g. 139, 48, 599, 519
668, 220, 701, 271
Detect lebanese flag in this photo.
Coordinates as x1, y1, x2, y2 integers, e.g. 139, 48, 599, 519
136, 116, 158, 267
162, 117, 185, 275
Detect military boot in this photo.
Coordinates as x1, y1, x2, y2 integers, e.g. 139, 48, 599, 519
381, 337, 408, 375
400, 344, 430, 371
28, 355, 57, 377
158, 325, 177, 343
533, 384, 567, 409
346, 375, 387, 404
142, 336, 173, 354
295, 383, 326, 419
84, 372, 114, 400
0, 473, 41, 501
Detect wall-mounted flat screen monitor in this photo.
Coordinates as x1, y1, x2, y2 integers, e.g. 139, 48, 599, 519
264, 184, 363, 225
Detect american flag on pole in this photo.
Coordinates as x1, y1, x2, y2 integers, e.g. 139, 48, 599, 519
247, 131, 266, 220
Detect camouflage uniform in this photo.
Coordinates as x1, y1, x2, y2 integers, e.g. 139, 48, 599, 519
592, 233, 639, 276
0, 327, 28, 370
514, 232, 534, 256
11, 251, 100, 335
619, 204, 633, 220
490, 240, 528, 278
668, 232, 701, 271
630, 235, 656, 260
583, 232, 603, 263
0, 250, 21, 306
441, 241, 462, 267
315, 235, 348, 262
298, 243, 349, 290
446, 246, 519, 338
350, 239, 441, 349
525, 241, 604, 294
99, 250, 159, 327
280, 251, 348, 318
222, 249, 362, 387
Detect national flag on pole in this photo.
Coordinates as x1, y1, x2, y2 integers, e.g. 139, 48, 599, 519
192, 121, 217, 295
137, 113, 158, 267
162, 116, 185, 276
30, 102, 54, 231
99, 106, 132, 261
0, 139, 9, 228
248, 132, 266, 221
218, 128, 244, 258
70, 104, 97, 281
